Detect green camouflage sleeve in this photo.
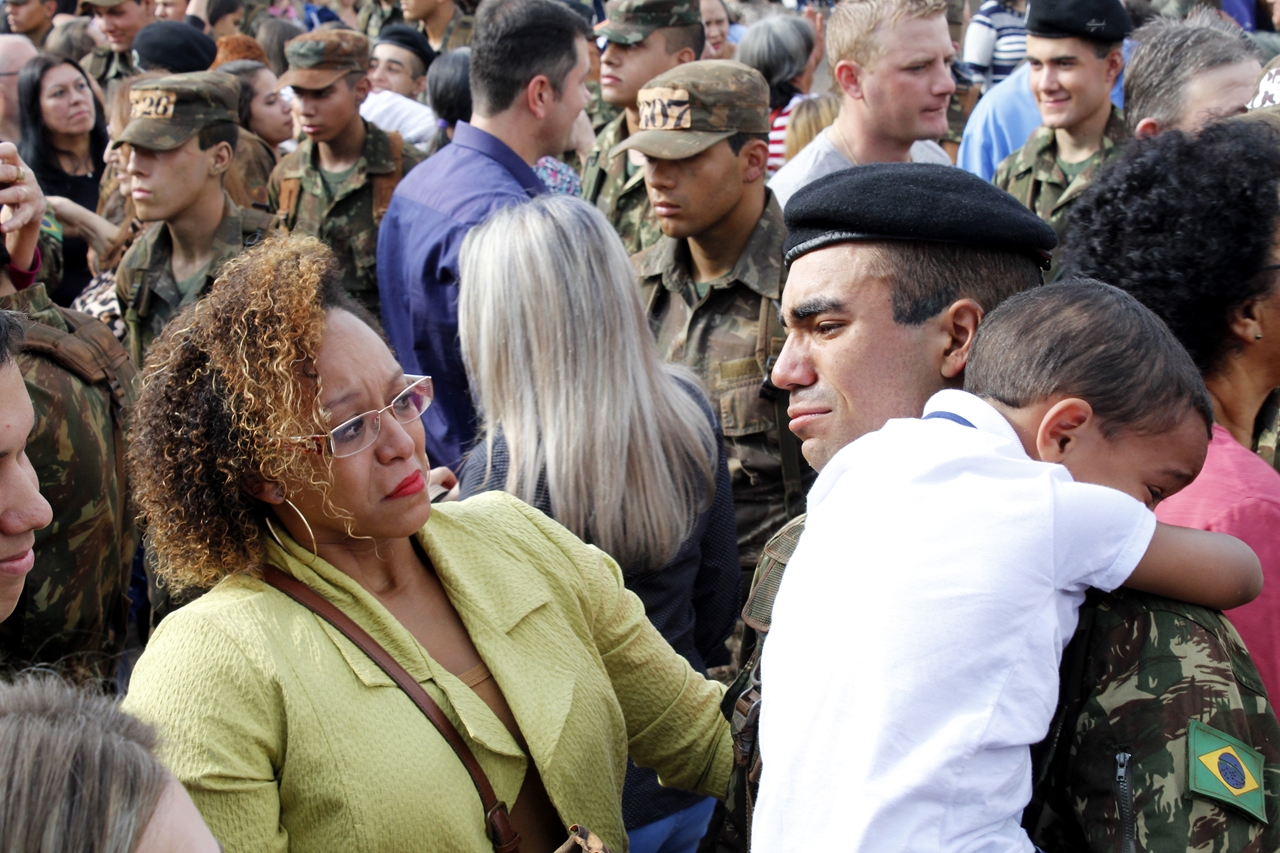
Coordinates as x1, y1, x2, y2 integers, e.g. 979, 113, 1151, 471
0, 344, 135, 682
1029, 590, 1280, 852
36, 208, 64, 293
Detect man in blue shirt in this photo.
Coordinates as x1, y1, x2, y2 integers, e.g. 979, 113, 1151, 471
377, 0, 594, 471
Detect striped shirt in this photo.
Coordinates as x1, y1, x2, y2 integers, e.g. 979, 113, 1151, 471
962, 0, 1026, 90
767, 93, 813, 176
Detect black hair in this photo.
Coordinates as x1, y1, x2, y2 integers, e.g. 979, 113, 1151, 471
0, 310, 24, 370
726, 131, 768, 154
197, 121, 240, 154
16, 55, 109, 197
207, 0, 244, 26
469, 0, 592, 115
660, 22, 705, 58
966, 278, 1214, 438
426, 47, 472, 153
216, 58, 270, 128
870, 241, 1044, 326
1063, 119, 1280, 376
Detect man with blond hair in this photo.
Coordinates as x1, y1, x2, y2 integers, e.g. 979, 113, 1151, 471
768, 0, 954, 209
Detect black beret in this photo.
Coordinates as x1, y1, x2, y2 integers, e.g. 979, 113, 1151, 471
782, 163, 1059, 268
133, 21, 217, 74
376, 23, 437, 72
1024, 0, 1132, 42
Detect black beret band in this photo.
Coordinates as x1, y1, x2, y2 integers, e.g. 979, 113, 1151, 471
782, 163, 1059, 269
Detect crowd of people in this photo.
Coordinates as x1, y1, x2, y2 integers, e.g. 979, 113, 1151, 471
0, 0, 1278, 848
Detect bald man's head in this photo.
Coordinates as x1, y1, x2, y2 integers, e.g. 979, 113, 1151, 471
0, 36, 38, 142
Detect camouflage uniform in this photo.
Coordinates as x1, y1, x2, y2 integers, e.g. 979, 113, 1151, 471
581, 0, 701, 256
269, 30, 425, 318
79, 44, 140, 104
36, 207, 64, 295
0, 284, 138, 684
1025, 588, 1280, 851
624, 62, 810, 575
233, 127, 279, 211
110, 72, 278, 363
357, 0, 403, 43
993, 106, 1128, 280
430, 6, 474, 51
1255, 387, 1279, 472
116, 193, 275, 363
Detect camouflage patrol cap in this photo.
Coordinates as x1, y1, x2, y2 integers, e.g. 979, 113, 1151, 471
278, 30, 370, 91
112, 71, 239, 151
595, 0, 700, 45
78, 0, 130, 9
609, 60, 768, 160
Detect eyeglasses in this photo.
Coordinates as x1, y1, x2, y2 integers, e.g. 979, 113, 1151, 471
293, 375, 433, 458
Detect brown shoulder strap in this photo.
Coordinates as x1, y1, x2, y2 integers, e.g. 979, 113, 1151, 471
277, 177, 302, 226
259, 566, 521, 853
372, 132, 405, 227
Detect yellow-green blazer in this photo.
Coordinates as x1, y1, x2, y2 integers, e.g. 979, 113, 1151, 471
123, 492, 733, 853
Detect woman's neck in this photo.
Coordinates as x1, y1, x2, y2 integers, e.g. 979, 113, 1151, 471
50, 131, 92, 175
1205, 358, 1274, 448
313, 535, 426, 598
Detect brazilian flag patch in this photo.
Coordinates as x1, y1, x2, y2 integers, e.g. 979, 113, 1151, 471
39, 213, 62, 243
1188, 719, 1267, 823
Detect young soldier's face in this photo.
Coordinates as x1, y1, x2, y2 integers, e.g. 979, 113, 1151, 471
369, 44, 424, 99
126, 135, 222, 222
600, 30, 685, 109
293, 77, 365, 144
0, 362, 52, 623
152, 0, 187, 20
4, 0, 55, 36
644, 137, 766, 240
92, 0, 153, 52
773, 243, 959, 470
1026, 36, 1121, 132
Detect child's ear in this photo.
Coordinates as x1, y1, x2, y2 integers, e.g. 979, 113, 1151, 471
1035, 397, 1094, 463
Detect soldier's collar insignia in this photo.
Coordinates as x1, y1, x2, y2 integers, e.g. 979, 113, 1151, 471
1188, 720, 1268, 823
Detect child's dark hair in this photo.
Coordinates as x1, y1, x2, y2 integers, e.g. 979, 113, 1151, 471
964, 278, 1213, 438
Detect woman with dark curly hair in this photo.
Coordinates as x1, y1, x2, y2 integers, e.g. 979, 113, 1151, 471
1065, 117, 1280, 693
119, 234, 733, 853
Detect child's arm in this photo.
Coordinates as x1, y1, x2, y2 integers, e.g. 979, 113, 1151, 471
1124, 522, 1262, 610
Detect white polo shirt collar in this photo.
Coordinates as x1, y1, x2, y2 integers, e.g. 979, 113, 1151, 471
922, 389, 1027, 458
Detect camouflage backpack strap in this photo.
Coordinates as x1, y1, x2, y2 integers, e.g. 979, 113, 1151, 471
720, 514, 807, 845
276, 176, 303, 227
372, 131, 405, 227
756, 296, 805, 519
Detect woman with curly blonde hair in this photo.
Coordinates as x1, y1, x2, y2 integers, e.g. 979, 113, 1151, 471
120, 234, 734, 853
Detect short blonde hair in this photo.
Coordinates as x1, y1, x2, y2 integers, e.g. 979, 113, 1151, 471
827, 0, 949, 72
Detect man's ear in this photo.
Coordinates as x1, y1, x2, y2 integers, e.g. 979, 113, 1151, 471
241, 470, 285, 504
1133, 116, 1161, 139
739, 137, 769, 183
1105, 46, 1124, 86
938, 298, 983, 382
1035, 397, 1094, 463
525, 73, 553, 120
834, 59, 865, 100
209, 139, 234, 176
412, 73, 427, 100
352, 73, 371, 107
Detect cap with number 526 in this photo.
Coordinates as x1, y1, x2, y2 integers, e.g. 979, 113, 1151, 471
111, 71, 241, 152
608, 59, 770, 161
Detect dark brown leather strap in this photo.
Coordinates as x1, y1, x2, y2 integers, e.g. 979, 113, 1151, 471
260, 566, 522, 853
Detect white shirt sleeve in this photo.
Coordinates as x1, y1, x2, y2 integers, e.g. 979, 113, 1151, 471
1051, 475, 1157, 594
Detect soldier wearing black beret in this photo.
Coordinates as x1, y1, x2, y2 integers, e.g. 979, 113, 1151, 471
993, 0, 1132, 280
722, 161, 1057, 841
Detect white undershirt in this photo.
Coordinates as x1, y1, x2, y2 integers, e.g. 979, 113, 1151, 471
753, 390, 1155, 853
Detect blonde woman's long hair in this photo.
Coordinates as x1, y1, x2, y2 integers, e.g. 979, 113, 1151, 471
460, 195, 718, 573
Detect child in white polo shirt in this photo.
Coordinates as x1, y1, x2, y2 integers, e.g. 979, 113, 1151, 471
757, 280, 1263, 853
